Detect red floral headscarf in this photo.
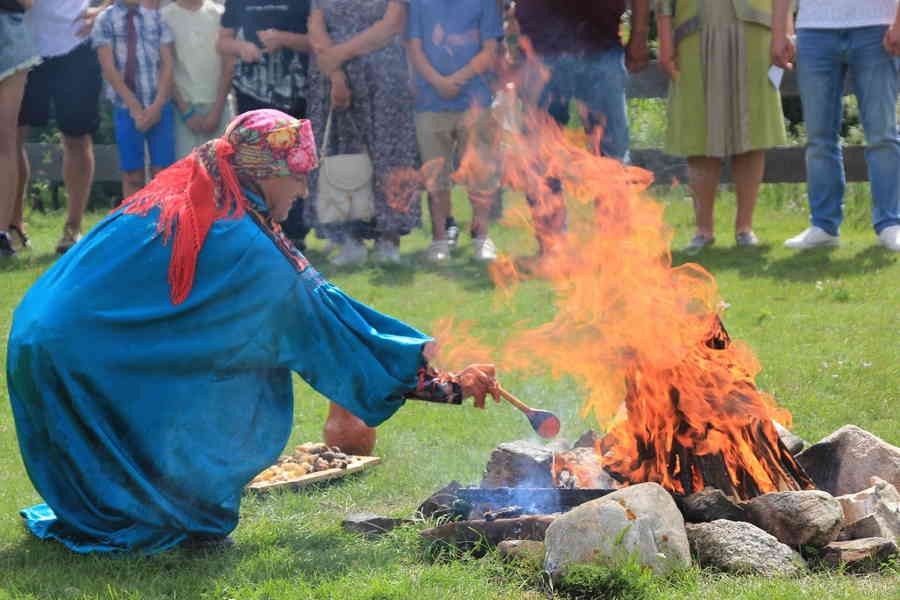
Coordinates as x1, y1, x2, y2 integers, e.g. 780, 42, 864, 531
118, 110, 317, 305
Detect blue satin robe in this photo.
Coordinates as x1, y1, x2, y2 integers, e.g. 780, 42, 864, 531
6, 191, 429, 554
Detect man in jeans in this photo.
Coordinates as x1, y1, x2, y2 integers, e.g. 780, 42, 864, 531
773, 0, 900, 252
513, 0, 650, 257
17, 0, 108, 254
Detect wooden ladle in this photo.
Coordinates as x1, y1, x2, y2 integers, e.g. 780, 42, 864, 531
497, 386, 561, 439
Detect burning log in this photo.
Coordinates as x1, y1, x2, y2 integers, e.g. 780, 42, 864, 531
559, 318, 816, 502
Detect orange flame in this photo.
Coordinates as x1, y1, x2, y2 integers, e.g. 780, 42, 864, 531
422, 46, 810, 498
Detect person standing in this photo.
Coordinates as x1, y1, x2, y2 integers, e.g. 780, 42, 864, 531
512, 0, 650, 259
773, 0, 900, 252
15, 0, 107, 254
217, 0, 312, 248
93, 0, 176, 201
657, 0, 787, 253
162, 0, 235, 160
407, 0, 504, 264
303, 0, 419, 266
1, 0, 40, 257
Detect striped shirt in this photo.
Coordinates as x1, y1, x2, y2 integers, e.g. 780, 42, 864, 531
92, 1, 173, 108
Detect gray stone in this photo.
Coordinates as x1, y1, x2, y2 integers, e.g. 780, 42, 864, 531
544, 482, 691, 576
481, 441, 555, 488
679, 488, 748, 523
416, 481, 462, 521
745, 491, 844, 548
497, 540, 545, 566
774, 421, 806, 455
341, 512, 414, 538
686, 520, 807, 576
822, 538, 899, 571
797, 425, 900, 497
835, 477, 900, 542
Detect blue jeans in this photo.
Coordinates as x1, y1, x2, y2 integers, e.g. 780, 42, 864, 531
539, 46, 630, 162
797, 26, 900, 235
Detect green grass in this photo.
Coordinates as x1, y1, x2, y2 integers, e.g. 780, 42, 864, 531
2, 183, 899, 599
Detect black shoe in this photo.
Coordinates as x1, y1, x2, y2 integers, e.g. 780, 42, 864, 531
180, 533, 235, 551
0, 232, 16, 258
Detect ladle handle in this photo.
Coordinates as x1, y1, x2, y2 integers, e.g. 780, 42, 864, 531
497, 386, 532, 414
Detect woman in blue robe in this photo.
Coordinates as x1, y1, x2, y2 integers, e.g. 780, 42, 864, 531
6, 110, 497, 554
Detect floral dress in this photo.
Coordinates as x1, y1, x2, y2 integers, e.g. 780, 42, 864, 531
305, 0, 420, 242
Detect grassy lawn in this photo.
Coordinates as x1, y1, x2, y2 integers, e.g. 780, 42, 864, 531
1, 181, 899, 599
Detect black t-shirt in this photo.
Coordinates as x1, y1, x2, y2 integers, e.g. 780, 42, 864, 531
515, 0, 626, 56
221, 0, 311, 108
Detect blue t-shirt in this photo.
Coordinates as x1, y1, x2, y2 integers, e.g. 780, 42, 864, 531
407, 0, 503, 113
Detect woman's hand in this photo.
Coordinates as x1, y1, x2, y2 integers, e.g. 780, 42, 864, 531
317, 46, 346, 76
330, 71, 352, 110
455, 364, 500, 409
659, 51, 679, 81
771, 32, 796, 69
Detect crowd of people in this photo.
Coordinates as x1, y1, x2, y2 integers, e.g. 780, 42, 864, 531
2, 0, 900, 262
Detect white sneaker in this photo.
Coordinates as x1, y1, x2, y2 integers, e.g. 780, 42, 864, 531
329, 239, 368, 266
472, 237, 497, 262
878, 225, 900, 252
425, 240, 450, 263
784, 226, 840, 249
373, 239, 401, 264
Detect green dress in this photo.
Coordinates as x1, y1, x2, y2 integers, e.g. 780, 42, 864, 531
664, 0, 787, 158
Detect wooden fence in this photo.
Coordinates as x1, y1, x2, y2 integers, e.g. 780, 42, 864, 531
25, 61, 873, 208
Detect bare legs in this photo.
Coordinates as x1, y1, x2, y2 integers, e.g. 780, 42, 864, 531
732, 150, 765, 235
428, 189, 451, 241
687, 149, 765, 240
61, 133, 94, 233
1, 71, 28, 239
15, 127, 95, 248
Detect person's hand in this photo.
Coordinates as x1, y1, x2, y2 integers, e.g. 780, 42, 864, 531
137, 105, 162, 132
625, 33, 650, 73
239, 41, 264, 63
330, 72, 352, 110
127, 102, 146, 129
434, 75, 462, 100
75, 5, 102, 37
199, 109, 222, 133
317, 46, 346, 76
455, 364, 500, 409
659, 50, 679, 81
446, 71, 469, 88
258, 28, 284, 53
771, 32, 796, 69
18, 0, 34, 10
185, 112, 207, 134
884, 24, 900, 57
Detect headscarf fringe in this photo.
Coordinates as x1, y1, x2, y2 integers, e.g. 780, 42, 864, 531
117, 139, 248, 305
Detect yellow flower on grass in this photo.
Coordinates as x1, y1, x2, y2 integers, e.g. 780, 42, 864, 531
267, 127, 298, 150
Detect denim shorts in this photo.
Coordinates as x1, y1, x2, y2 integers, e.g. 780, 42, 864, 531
0, 10, 40, 82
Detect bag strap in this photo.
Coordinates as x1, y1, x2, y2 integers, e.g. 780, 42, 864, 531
319, 98, 369, 159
